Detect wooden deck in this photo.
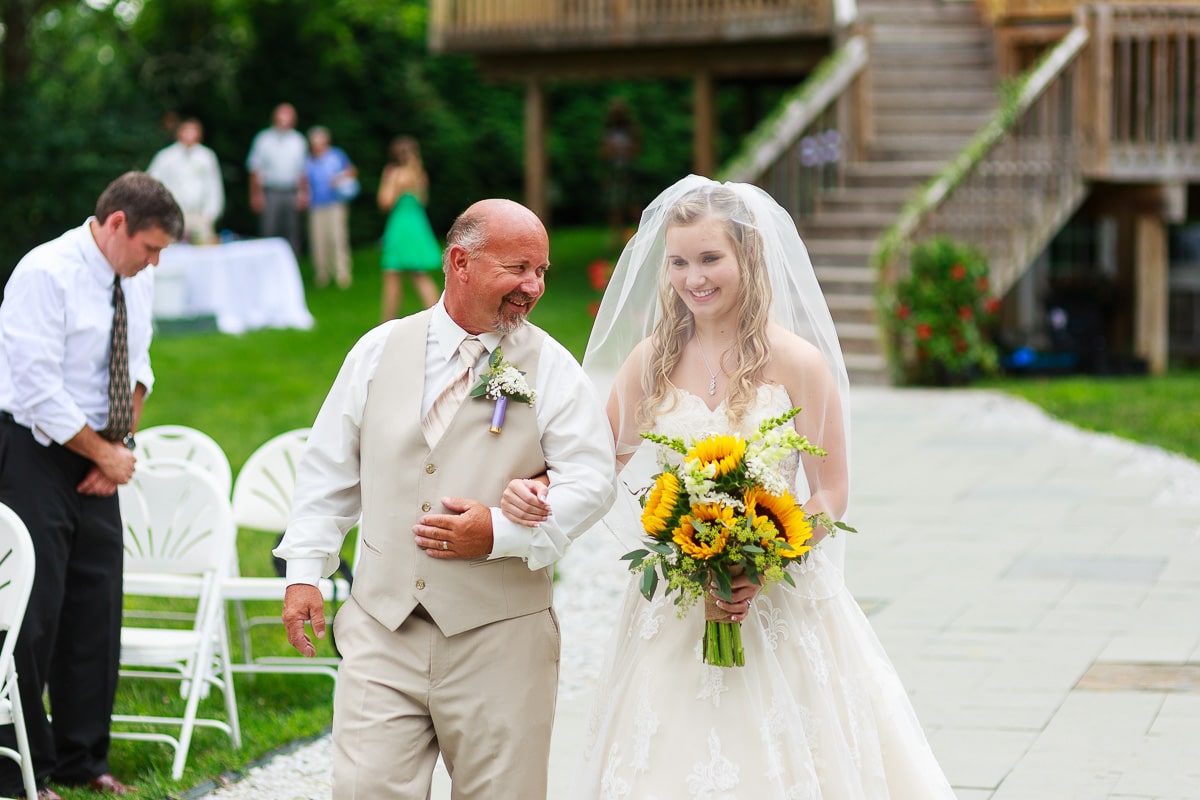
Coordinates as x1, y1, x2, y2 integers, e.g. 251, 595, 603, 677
429, 0, 833, 53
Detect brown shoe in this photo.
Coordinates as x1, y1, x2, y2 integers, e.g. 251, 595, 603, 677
87, 774, 137, 795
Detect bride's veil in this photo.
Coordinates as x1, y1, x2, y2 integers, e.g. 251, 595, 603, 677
582, 174, 852, 572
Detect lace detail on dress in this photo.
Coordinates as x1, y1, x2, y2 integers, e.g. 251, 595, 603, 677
697, 665, 729, 708
630, 673, 660, 772
686, 729, 740, 799
599, 743, 631, 799
637, 595, 668, 640
753, 592, 790, 652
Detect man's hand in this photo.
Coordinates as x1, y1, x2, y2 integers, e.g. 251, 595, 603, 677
413, 497, 493, 560
95, 441, 136, 486
282, 583, 326, 657
76, 466, 119, 496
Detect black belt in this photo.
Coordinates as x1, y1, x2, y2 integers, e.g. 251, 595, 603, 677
0, 411, 15, 425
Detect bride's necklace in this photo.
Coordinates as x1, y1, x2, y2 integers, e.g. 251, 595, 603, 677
694, 338, 725, 397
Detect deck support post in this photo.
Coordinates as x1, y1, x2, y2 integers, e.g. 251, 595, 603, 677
1134, 213, 1168, 375
524, 79, 548, 221
692, 71, 715, 178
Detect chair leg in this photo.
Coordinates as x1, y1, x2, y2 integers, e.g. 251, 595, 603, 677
8, 674, 38, 800
218, 618, 241, 748
233, 599, 253, 663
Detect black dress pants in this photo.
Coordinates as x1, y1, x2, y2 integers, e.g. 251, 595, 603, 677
0, 416, 123, 793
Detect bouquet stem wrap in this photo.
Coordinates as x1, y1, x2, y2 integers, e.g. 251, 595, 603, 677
703, 593, 744, 667
703, 564, 745, 667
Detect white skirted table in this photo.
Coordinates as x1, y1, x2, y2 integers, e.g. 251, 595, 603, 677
153, 238, 315, 334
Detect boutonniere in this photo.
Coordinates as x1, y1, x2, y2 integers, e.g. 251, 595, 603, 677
470, 346, 536, 434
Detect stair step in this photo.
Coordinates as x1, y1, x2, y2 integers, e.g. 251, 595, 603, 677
827, 294, 878, 325
818, 195, 910, 216
841, 161, 945, 189
871, 113, 995, 135
815, 259, 876, 280
871, 68, 996, 89
874, 88, 999, 110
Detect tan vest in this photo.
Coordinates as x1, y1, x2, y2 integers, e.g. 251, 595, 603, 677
355, 310, 550, 636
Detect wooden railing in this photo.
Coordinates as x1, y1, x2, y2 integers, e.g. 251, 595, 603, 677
719, 35, 870, 224
1081, 4, 1200, 179
429, 0, 833, 51
979, 0, 1199, 23
876, 25, 1091, 302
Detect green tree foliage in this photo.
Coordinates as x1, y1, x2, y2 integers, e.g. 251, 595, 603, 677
0, 0, 738, 284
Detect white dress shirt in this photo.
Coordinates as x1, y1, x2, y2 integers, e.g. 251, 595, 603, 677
147, 142, 225, 224
278, 300, 616, 584
246, 127, 308, 190
0, 220, 155, 446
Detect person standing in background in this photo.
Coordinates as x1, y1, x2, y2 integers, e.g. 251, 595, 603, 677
304, 126, 357, 289
147, 117, 225, 244
377, 136, 441, 320
0, 172, 183, 800
598, 98, 641, 247
246, 102, 309, 257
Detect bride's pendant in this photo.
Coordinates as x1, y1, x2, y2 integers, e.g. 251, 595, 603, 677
708, 375, 717, 396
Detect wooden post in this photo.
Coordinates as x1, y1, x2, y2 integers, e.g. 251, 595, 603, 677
692, 71, 715, 178
1090, 5, 1112, 175
524, 79, 548, 222
1134, 214, 1168, 375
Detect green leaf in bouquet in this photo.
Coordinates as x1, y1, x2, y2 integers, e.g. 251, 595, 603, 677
646, 540, 674, 556
712, 567, 733, 602
621, 549, 649, 569
639, 566, 658, 600
782, 571, 797, 588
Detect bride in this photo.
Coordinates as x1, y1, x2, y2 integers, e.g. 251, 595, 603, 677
504, 176, 955, 799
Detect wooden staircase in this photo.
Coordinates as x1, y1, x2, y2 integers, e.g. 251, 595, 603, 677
800, 0, 1001, 385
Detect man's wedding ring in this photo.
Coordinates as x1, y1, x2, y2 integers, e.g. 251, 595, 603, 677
442, 540, 448, 551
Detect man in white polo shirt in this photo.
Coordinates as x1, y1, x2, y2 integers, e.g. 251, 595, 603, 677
246, 102, 309, 256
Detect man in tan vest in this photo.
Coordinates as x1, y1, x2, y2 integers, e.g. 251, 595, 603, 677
276, 198, 615, 799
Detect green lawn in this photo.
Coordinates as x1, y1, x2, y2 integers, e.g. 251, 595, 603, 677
91, 226, 1197, 798
980, 371, 1200, 464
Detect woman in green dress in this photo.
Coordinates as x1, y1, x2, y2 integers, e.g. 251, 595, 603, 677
377, 136, 441, 320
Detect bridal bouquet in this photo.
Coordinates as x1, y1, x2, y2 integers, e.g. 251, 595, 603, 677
622, 408, 849, 667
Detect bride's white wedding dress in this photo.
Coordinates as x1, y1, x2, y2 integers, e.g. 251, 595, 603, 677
574, 384, 956, 800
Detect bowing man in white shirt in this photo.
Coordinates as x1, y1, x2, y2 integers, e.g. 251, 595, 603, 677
276, 198, 616, 800
0, 171, 182, 799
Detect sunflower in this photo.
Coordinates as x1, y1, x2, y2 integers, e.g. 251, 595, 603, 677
685, 435, 745, 479
672, 503, 736, 560
744, 487, 812, 559
641, 470, 684, 539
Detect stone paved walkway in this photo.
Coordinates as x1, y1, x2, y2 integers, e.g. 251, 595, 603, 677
197, 388, 1200, 800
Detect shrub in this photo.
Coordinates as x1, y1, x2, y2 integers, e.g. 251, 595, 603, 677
891, 237, 1000, 385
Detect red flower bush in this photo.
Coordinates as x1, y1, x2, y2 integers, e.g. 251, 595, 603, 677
890, 238, 999, 385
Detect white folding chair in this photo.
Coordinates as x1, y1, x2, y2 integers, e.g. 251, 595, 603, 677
112, 460, 241, 780
223, 428, 348, 685
134, 425, 233, 499
0, 503, 38, 800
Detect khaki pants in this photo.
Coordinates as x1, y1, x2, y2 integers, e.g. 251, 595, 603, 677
308, 202, 351, 287
331, 597, 560, 800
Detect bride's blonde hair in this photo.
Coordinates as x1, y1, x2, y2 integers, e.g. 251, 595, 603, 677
639, 185, 773, 429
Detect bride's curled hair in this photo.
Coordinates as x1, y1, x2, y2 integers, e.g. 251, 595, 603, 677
640, 185, 772, 429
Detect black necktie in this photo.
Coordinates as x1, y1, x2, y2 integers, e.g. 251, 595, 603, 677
99, 277, 133, 442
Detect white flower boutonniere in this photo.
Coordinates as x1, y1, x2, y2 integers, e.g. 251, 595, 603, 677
470, 347, 536, 434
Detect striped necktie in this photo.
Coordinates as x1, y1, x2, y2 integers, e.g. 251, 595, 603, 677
99, 276, 133, 443
422, 336, 486, 447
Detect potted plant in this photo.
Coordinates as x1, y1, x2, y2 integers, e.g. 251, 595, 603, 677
891, 237, 1000, 386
